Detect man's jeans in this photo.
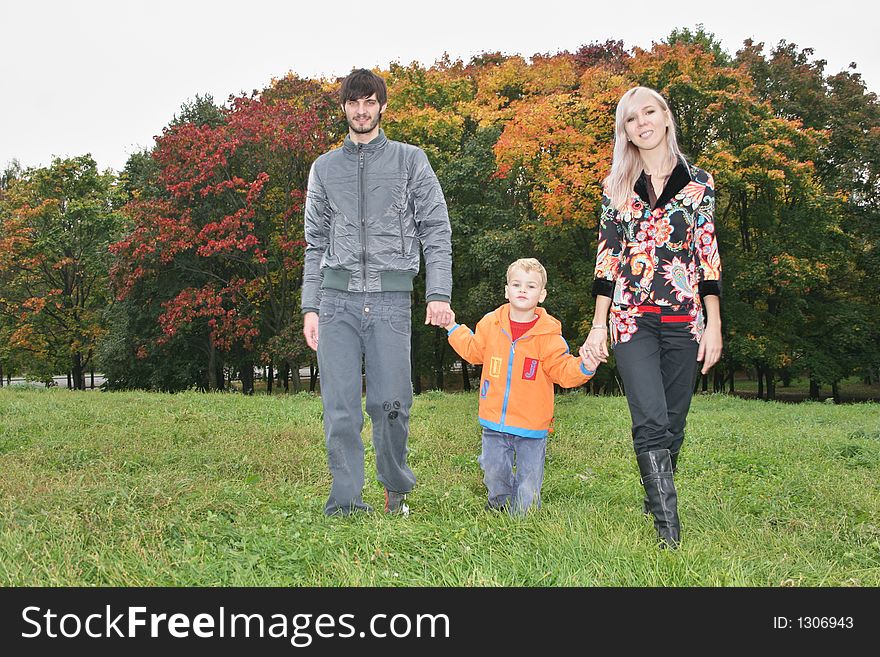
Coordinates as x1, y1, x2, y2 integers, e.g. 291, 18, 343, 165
479, 427, 547, 515
317, 289, 416, 515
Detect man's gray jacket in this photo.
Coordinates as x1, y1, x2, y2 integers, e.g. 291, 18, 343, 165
301, 129, 452, 314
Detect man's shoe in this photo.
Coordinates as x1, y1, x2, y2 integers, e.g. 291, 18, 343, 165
384, 489, 410, 517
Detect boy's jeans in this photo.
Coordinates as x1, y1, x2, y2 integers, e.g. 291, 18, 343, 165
479, 427, 546, 515
317, 289, 416, 515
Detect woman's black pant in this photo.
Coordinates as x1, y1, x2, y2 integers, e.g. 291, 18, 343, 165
613, 312, 699, 456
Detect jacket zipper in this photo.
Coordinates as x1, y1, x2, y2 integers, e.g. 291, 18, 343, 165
358, 146, 366, 292
498, 333, 537, 428
398, 209, 406, 256
328, 214, 336, 257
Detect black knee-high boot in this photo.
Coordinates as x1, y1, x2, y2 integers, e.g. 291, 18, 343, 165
643, 450, 678, 514
638, 449, 680, 549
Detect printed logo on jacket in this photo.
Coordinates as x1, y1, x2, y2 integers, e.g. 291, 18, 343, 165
522, 357, 539, 381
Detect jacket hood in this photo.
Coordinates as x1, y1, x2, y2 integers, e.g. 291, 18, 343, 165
343, 128, 388, 154
492, 303, 562, 339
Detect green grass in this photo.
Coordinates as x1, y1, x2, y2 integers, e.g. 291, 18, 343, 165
0, 389, 878, 586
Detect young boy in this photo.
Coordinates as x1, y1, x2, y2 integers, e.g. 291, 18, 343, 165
445, 258, 600, 515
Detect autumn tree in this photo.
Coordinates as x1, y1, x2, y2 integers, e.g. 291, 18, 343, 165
107, 80, 341, 392
736, 39, 880, 396
383, 59, 479, 390
0, 155, 121, 388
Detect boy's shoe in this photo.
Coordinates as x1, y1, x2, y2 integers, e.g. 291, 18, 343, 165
384, 489, 410, 517
484, 499, 509, 512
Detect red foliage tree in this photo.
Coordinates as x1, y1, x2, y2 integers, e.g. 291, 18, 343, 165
110, 75, 341, 390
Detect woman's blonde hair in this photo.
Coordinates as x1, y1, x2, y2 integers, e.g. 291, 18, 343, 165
603, 86, 684, 211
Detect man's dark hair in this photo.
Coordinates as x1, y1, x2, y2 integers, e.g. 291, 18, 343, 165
339, 68, 388, 106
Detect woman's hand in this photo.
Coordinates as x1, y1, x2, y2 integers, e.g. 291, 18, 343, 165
580, 326, 609, 365
697, 295, 722, 375
697, 324, 722, 374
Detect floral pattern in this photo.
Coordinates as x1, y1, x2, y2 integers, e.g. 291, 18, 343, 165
594, 163, 720, 344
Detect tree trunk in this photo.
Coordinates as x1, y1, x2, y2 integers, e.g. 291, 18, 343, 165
780, 369, 792, 387
434, 340, 445, 390
290, 363, 302, 392
0, 362, 3, 387
809, 378, 820, 400
310, 360, 318, 393
757, 367, 764, 399
728, 367, 735, 393
67, 371, 72, 389
832, 381, 841, 404
701, 372, 708, 393
766, 370, 776, 401
207, 341, 217, 391
241, 361, 254, 395
90, 366, 95, 389
461, 360, 470, 392
215, 359, 225, 391
281, 361, 290, 392
267, 363, 274, 394
71, 351, 86, 390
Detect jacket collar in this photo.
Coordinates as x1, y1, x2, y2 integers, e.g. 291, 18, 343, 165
495, 304, 560, 338
634, 156, 693, 209
343, 128, 388, 154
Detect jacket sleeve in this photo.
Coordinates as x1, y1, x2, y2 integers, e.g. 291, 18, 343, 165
541, 335, 594, 388
591, 191, 623, 299
301, 162, 331, 314
692, 171, 722, 300
447, 322, 487, 365
410, 148, 452, 303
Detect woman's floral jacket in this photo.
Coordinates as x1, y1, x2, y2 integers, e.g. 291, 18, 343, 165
591, 159, 721, 344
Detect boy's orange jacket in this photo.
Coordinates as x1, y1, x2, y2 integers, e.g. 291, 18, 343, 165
447, 303, 594, 439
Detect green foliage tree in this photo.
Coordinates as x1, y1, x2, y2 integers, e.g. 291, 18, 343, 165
0, 155, 122, 388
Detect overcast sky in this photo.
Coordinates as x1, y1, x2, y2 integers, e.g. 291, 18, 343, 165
1, 0, 877, 173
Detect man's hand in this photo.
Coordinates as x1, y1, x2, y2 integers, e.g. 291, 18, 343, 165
303, 312, 319, 351
425, 300, 452, 327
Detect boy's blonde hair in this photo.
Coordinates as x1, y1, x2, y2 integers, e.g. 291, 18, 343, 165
506, 258, 547, 288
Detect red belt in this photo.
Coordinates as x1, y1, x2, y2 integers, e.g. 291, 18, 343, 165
635, 305, 692, 323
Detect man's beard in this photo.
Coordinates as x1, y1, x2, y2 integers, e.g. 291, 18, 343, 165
348, 112, 381, 134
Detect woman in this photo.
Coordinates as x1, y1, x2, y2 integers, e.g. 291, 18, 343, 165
580, 86, 722, 549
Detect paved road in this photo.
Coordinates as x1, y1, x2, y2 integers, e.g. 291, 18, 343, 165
3, 374, 107, 389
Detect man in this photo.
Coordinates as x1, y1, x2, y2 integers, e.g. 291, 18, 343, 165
301, 68, 453, 516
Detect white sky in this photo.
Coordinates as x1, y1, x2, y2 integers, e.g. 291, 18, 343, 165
1, 0, 877, 173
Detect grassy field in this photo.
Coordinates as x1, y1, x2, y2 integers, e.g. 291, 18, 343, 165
0, 388, 878, 586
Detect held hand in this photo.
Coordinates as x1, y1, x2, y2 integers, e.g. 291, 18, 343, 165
425, 300, 453, 327
581, 350, 601, 373
443, 308, 457, 331
303, 312, 319, 351
580, 326, 609, 364
697, 325, 722, 375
